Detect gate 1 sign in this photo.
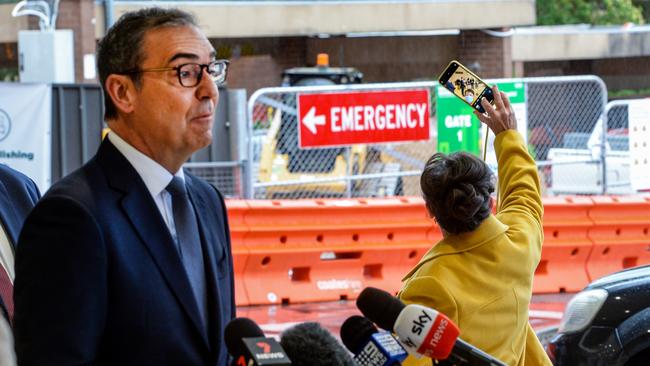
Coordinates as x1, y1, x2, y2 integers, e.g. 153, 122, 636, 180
436, 85, 480, 155
297, 90, 431, 148
436, 81, 526, 156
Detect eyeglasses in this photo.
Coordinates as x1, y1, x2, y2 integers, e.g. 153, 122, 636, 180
120, 60, 229, 87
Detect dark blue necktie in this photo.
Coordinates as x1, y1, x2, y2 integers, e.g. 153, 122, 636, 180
166, 176, 207, 329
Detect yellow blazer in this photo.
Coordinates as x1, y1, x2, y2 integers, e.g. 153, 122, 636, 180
398, 130, 552, 366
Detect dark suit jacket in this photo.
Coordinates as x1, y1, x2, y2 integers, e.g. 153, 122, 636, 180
14, 140, 235, 366
0, 164, 39, 321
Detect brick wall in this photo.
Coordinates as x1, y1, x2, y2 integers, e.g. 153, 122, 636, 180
306, 36, 458, 83
524, 57, 650, 91
458, 29, 512, 78
211, 36, 307, 95
215, 34, 458, 95
593, 57, 650, 91
524, 60, 593, 77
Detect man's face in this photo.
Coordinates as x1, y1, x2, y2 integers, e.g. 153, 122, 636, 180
129, 25, 218, 163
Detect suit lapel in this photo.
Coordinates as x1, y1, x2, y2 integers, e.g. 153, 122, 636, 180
185, 174, 223, 355
0, 179, 20, 247
96, 140, 210, 348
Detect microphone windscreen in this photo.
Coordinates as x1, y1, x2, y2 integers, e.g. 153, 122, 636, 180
224, 317, 265, 357
280, 322, 355, 366
356, 287, 405, 331
340, 315, 377, 353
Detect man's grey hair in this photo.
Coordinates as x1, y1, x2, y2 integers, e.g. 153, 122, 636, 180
97, 7, 198, 120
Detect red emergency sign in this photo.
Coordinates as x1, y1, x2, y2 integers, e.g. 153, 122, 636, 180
297, 89, 431, 148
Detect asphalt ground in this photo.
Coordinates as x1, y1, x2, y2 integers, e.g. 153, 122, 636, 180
237, 292, 574, 340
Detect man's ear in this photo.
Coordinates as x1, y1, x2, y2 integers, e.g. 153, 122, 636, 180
105, 74, 137, 115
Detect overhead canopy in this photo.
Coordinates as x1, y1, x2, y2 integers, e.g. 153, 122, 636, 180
92, 0, 536, 39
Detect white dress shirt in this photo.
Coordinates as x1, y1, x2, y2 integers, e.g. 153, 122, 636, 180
0, 227, 14, 282
107, 132, 184, 244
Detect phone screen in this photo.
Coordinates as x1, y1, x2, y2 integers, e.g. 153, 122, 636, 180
439, 61, 494, 113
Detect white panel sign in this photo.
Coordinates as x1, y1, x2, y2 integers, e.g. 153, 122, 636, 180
628, 99, 650, 191
0, 83, 51, 191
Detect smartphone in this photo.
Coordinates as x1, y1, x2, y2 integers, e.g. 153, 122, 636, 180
438, 60, 494, 113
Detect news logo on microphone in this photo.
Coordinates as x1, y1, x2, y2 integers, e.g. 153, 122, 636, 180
354, 332, 407, 366
241, 338, 292, 365
356, 287, 507, 366
341, 315, 406, 366
394, 304, 458, 359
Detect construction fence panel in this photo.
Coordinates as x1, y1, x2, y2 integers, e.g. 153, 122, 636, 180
247, 76, 613, 199
247, 82, 436, 199
548, 97, 650, 195
528, 76, 609, 195
595, 99, 650, 195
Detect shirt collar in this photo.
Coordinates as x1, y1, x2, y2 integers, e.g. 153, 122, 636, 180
107, 131, 185, 197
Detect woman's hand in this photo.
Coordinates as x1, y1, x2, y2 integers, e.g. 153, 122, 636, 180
474, 85, 517, 135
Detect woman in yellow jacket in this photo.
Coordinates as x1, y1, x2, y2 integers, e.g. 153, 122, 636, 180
399, 86, 552, 366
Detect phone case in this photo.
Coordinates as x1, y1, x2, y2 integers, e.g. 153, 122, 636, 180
438, 60, 494, 113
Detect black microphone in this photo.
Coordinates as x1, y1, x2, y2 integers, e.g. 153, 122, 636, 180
340, 315, 407, 366
280, 322, 356, 366
356, 287, 507, 366
224, 317, 291, 366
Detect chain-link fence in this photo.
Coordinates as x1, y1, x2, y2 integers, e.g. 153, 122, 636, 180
603, 101, 633, 193
183, 89, 249, 199
184, 161, 244, 198
524, 76, 608, 195
574, 98, 650, 195
246, 76, 618, 199
247, 82, 436, 199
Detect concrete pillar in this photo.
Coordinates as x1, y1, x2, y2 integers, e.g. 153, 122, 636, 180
458, 28, 512, 78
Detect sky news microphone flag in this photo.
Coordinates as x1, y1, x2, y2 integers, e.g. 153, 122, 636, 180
356, 287, 506, 366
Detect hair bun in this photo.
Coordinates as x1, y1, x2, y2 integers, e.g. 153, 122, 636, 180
420, 151, 494, 234
447, 184, 484, 221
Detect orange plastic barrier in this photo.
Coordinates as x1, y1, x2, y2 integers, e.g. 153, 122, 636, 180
225, 200, 250, 306
225, 195, 650, 306
237, 198, 437, 305
533, 196, 594, 293
586, 196, 650, 282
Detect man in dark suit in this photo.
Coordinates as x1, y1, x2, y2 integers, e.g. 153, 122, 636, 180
0, 164, 39, 323
14, 7, 235, 366
0, 164, 38, 366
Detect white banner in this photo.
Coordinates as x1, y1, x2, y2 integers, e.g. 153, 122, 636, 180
0, 83, 51, 192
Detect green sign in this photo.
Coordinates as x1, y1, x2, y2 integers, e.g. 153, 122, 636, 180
435, 81, 526, 155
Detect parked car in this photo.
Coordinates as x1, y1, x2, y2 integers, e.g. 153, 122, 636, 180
546, 265, 650, 365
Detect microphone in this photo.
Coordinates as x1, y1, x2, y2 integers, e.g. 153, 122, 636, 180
340, 315, 407, 366
224, 317, 291, 366
356, 287, 507, 366
280, 322, 355, 366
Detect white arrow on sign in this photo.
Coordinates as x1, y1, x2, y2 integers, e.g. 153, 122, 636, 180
302, 107, 326, 134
